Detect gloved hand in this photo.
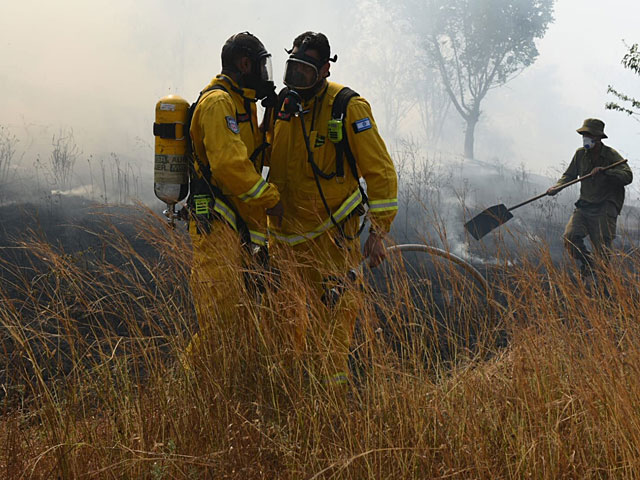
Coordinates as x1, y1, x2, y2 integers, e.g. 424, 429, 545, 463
261, 85, 278, 109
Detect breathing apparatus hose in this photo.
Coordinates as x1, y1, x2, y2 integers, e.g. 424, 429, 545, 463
291, 91, 366, 241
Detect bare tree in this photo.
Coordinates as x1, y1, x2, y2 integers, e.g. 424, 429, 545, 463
401, 0, 554, 159
0, 126, 20, 195
50, 129, 79, 190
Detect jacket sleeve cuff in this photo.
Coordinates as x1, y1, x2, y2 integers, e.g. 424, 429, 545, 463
369, 212, 395, 235
238, 177, 269, 202
368, 198, 397, 235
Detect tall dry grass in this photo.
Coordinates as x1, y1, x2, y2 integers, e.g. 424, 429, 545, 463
1, 208, 640, 479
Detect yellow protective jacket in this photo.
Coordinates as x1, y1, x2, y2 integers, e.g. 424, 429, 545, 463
189, 74, 280, 246
268, 81, 398, 245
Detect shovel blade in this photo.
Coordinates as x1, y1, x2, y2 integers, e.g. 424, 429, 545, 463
464, 204, 513, 240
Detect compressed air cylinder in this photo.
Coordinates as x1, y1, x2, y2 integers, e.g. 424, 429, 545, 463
153, 95, 190, 205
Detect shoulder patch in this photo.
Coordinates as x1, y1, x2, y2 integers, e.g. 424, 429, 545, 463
226, 116, 240, 134
352, 117, 372, 133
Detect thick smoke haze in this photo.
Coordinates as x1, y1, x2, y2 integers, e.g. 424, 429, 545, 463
1, 0, 639, 202
477, 0, 640, 176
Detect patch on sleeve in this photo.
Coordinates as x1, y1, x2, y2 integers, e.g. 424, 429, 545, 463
352, 117, 372, 133
226, 116, 240, 134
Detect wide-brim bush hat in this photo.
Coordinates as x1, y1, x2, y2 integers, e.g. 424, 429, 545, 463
577, 118, 608, 138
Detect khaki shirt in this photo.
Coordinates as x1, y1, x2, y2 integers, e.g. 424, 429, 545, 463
555, 144, 632, 214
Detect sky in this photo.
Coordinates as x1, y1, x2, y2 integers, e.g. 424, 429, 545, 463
1, 0, 639, 191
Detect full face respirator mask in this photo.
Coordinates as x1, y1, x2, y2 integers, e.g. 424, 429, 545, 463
283, 39, 337, 100
222, 33, 275, 100
283, 51, 325, 91
242, 52, 275, 100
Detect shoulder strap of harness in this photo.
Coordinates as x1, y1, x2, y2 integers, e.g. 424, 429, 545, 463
332, 87, 368, 205
185, 84, 228, 160
273, 86, 368, 205
186, 84, 251, 246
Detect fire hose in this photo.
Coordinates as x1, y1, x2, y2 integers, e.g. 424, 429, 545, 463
323, 243, 491, 308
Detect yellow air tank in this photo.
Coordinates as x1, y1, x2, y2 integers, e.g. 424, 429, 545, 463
153, 95, 190, 205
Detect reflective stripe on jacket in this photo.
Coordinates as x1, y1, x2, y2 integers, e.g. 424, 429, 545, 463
190, 74, 279, 243
270, 189, 363, 245
268, 81, 397, 242
210, 195, 267, 246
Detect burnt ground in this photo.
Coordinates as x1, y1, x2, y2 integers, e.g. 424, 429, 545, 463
2, 195, 636, 399
0, 196, 195, 401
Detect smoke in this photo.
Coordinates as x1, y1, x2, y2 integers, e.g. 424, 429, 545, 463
2, 0, 637, 168
1, 0, 639, 260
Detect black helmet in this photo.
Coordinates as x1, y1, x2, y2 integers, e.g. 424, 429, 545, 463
221, 32, 270, 75
221, 32, 274, 99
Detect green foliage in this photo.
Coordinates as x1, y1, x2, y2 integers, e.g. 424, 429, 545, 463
606, 43, 640, 118
429, 0, 554, 85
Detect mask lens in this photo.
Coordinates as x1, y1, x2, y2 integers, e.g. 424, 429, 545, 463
261, 55, 273, 82
284, 58, 319, 89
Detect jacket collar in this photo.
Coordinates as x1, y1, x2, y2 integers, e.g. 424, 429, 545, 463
301, 82, 329, 108
212, 74, 257, 102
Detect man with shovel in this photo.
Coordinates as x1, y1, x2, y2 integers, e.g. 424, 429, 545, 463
546, 118, 632, 274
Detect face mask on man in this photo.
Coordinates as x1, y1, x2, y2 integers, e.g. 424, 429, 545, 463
242, 55, 275, 100
583, 136, 596, 150
283, 50, 330, 100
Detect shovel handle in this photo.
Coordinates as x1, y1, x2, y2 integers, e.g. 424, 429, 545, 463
508, 158, 629, 212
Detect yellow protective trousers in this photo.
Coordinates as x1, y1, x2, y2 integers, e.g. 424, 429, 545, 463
268, 216, 362, 387
185, 219, 257, 374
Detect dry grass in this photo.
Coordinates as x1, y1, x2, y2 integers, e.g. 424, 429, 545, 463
1, 208, 640, 479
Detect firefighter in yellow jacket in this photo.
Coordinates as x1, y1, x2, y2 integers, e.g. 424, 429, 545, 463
187, 32, 281, 358
268, 32, 398, 386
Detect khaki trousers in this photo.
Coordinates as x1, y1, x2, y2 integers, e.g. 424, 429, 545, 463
563, 201, 618, 263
